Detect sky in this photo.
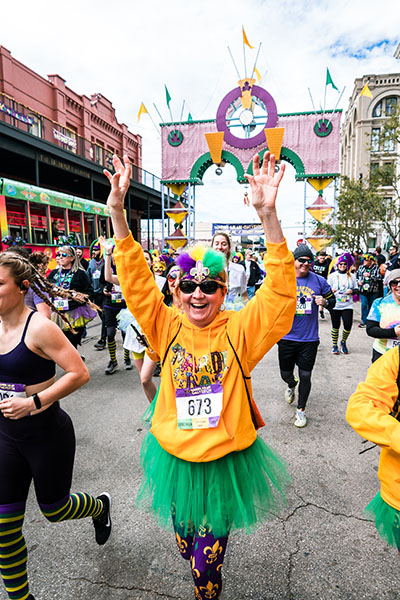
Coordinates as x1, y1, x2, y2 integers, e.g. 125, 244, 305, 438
1, 0, 400, 248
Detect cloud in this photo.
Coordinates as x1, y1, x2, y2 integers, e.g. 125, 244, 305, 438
1, 0, 399, 248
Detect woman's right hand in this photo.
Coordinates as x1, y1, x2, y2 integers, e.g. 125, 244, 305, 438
104, 154, 131, 213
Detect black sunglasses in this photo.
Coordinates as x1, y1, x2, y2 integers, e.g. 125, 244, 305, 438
56, 252, 69, 258
179, 280, 222, 295
390, 279, 400, 287
297, 258, 313, 264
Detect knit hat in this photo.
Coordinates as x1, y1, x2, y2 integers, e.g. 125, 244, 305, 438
293, 244, 314, 260
387, 269, 400, 285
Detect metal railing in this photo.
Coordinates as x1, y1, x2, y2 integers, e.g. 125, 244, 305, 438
0, 92, 163, 193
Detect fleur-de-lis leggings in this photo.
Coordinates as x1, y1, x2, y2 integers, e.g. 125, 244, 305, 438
175, 525, 228, 600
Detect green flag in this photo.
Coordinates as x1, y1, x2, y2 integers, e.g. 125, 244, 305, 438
326, 68, 339, 92
165, 84, 171, 108
188, 112, 193, 122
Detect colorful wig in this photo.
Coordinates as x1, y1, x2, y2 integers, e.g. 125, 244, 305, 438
363, 253, 375, 262
176, 246, 227, 282
328, 252, 355, 275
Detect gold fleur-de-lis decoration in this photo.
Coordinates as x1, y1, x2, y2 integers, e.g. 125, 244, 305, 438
195, 586, 202, 600
204, 540, 223, 564
190, 260, 210, 282
197, 523, 212, 538
175, 533, 188, 554
199, 580, 219, 598
190, 555, 200, 579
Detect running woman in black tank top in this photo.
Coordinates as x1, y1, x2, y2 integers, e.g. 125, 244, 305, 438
0, 252, 112, 600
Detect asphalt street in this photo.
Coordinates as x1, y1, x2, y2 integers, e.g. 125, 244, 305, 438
2, 305, 399, 600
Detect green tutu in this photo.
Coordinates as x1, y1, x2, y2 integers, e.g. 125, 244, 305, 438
136, 430, 291, 538
365, 491, 400, 549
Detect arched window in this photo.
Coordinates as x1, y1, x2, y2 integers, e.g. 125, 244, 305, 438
386, 97, 397, 115
372, 96, 398, 118
372, 101, 382, 118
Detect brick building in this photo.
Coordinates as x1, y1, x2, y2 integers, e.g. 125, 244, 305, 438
0, 46, 163, 250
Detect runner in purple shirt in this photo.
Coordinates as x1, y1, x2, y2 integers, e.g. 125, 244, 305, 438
277, 244, 335, 428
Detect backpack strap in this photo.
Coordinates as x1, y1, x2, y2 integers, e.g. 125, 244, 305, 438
226, 329, 264, 429
161, 322, 182, 367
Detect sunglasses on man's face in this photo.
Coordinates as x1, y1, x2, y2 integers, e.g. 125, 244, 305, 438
297, 258, 313, 264
390, 280, 400, 288
56, 252, 69, 258
179, 280, 222, 295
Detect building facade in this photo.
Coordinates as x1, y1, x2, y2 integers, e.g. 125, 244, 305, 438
0, 46, 164, 251
340, 71, 400, 247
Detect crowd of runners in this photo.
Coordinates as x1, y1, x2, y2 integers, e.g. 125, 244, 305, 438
1, 153, 400, 600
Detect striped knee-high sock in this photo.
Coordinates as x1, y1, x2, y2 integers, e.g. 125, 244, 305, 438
39, 493, 103, 523
123, 349, 130, 361
331, 328, 339, 345
107, 340, 117, 363
0, 502, 29, 600
342, 329, 351, 343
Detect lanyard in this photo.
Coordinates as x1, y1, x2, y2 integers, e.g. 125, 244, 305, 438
56, 269, 73, 289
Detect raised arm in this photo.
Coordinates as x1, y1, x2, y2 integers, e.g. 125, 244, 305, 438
104, 154, 174, 355
104, 154, 131, 240
245, 152, 285, 244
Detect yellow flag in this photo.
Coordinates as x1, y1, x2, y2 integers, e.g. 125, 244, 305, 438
360, 83, 373, 98
254, 67, 261, 82
242, 26, 254, 49
137, 102, 148, 121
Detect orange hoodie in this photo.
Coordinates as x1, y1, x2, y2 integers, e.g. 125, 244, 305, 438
347, 347, 400, 509
114, 233, 296, 462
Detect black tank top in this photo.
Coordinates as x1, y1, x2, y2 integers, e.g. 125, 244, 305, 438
0, 312, 56, 385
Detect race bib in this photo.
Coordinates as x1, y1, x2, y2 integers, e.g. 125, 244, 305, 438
176, 382, 223, 429
93, 270, 101, 279
386, 339, 400, 350
337, 291, 348, 303
296, 295, 313, 315
111, 292, 123, 303
54, 297, 69, 311
0, 382, 26, 401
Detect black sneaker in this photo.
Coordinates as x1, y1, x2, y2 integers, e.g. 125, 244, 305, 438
92, 493, 112, 545
319, 310, 325, 319
124, 358, 133, 370
105, 360, 118, 375
94, 340, 106, 350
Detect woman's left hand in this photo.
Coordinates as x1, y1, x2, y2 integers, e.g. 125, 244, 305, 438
0, 397, 32, 420
245, 152, 286, 216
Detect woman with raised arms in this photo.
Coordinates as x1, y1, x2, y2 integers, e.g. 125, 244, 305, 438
106, 152, 296, 599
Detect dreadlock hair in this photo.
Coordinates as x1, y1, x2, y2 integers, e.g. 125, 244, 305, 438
0, 251, 99, 334
29, 251, 49, 270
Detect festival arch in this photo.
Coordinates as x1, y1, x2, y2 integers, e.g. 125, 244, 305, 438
161, 79, 341, 249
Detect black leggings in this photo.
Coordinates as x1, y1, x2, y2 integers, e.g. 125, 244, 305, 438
330, 308, 353, 332
0, 405, 104, 600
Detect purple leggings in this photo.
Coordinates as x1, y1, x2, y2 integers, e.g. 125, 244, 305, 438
175, 525, 228, 600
